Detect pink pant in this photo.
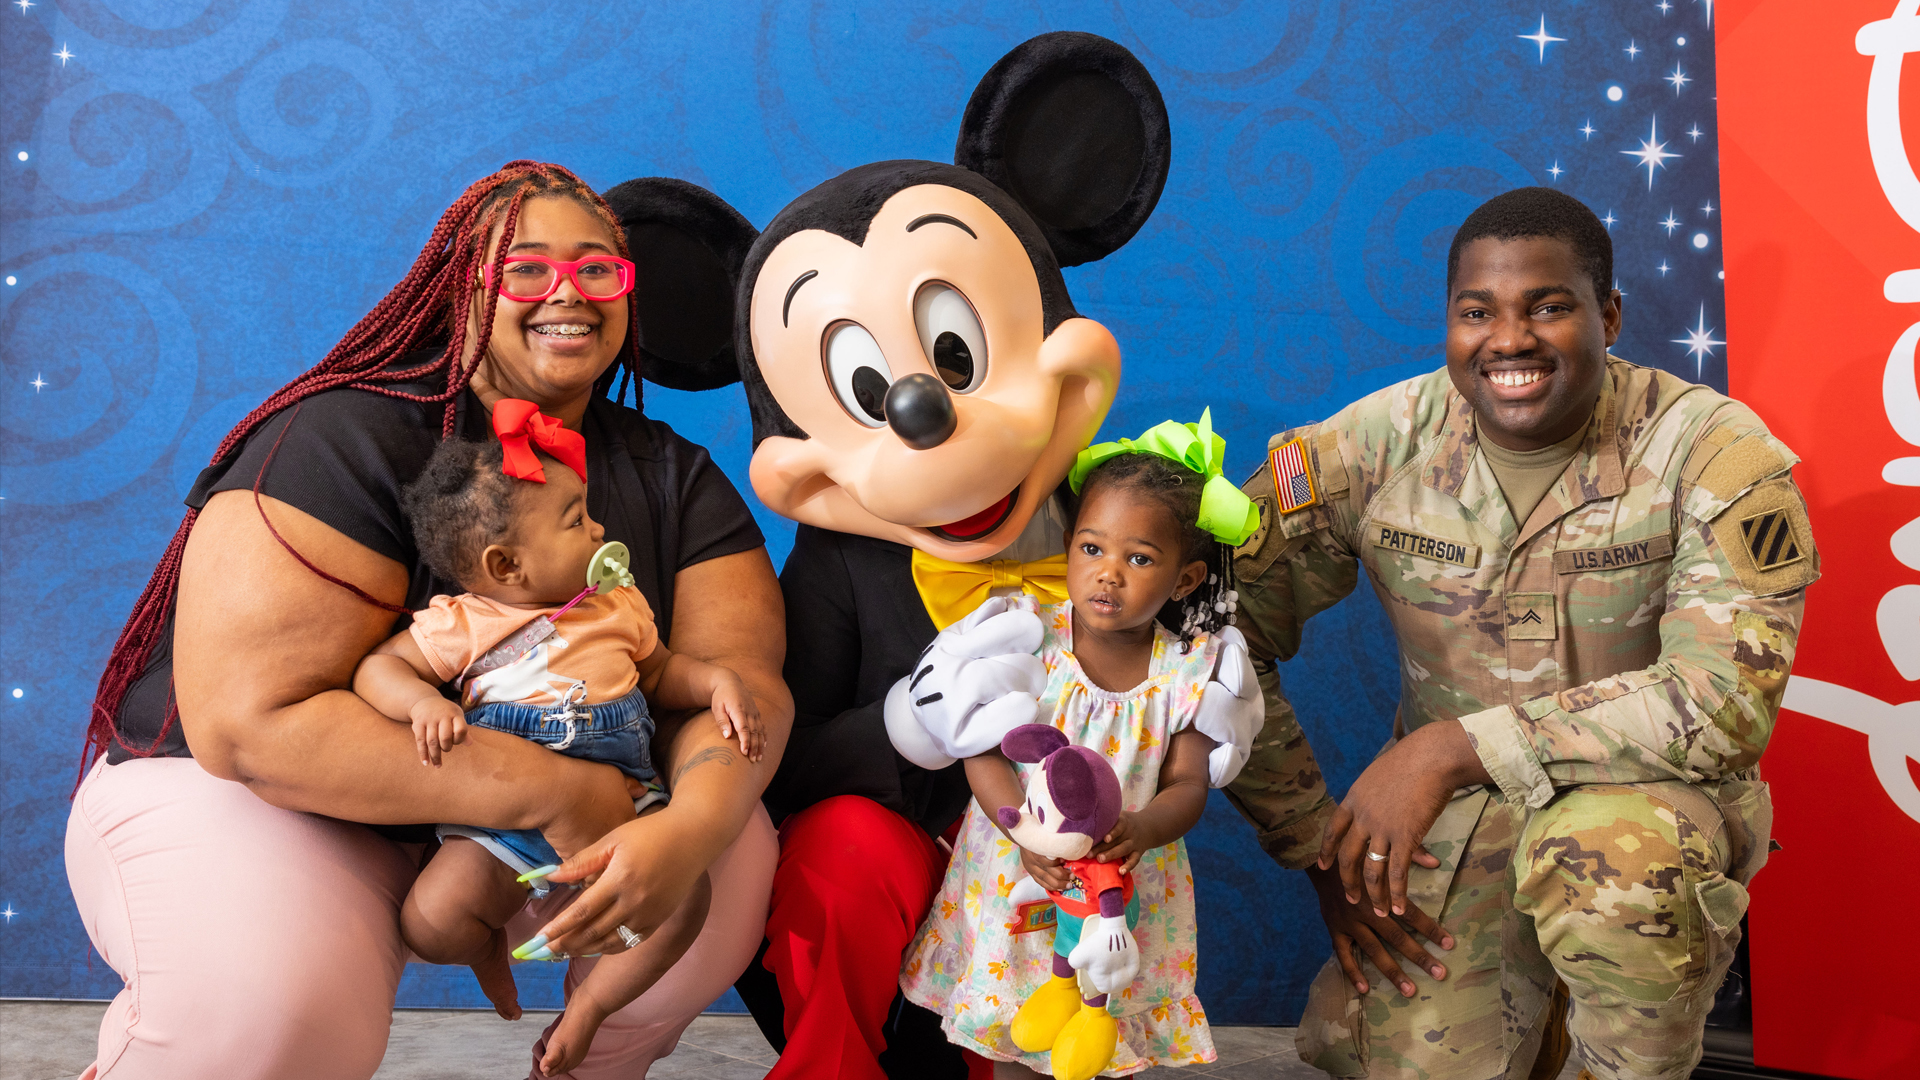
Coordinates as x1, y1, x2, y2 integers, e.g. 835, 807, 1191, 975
64, 757, 775, 1079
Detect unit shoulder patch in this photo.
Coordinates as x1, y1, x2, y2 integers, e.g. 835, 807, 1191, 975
1709, 476, 1818, 596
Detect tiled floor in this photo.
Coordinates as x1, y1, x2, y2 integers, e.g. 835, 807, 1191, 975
0, 1001, 1586, 1079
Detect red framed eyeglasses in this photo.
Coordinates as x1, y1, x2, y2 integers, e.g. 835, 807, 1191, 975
484, 254, 635, 303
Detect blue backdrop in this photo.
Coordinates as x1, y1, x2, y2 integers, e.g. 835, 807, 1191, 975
1, 0, 1726, 1025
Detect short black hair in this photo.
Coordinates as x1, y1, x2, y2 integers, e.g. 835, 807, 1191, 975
1446, 187, 1613, 305
400, 439, 526, 588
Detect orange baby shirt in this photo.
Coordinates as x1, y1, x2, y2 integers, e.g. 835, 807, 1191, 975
408, 586, 657, 708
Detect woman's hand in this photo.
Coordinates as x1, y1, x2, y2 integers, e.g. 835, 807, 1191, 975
527, 806, 702, 958
1018, 846, 1073, 892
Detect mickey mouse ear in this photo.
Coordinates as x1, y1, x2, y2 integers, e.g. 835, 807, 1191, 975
604, 177, 759, 391
955, 32, 1170, 268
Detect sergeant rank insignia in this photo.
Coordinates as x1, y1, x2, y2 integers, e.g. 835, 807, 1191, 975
1740, 509, 1805, 570
1269, 437, 1320, 513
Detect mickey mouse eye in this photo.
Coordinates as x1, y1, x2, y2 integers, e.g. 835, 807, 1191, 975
913, 283, 986, 392
823, 321, 894, 427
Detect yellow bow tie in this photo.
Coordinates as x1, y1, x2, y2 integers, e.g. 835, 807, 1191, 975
910, 551, 1070, 630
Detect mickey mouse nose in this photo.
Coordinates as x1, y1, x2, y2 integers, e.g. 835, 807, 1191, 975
885, 372, 957, 450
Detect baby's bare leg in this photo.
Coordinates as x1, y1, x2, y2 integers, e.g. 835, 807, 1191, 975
402, 837, 528, 1020
538, 869, 713, 1077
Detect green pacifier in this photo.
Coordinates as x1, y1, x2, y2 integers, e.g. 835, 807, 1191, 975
587, 541, 634, 594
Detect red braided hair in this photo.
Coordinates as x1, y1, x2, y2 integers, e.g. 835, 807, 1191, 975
81, 161, 642, 781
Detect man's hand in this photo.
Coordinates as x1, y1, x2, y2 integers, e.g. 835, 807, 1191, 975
1308, 863, 1453, 998
883, 595, 1045, 769
1317, 720, 1492, 920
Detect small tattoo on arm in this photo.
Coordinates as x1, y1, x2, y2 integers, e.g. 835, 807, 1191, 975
670, 745, 736, 789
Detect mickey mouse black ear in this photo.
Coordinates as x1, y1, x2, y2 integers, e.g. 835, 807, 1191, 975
603, 177, 758, 391
955, 31, 1170, 268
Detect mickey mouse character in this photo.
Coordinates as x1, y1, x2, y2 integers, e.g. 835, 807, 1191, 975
605, 32, 1255, 1079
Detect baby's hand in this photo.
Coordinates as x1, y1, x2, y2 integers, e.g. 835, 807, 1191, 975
1018, 846, 1073, 892
410, 697, 468, 766
1091, 811, 1146, 873
711, 671, 763, 762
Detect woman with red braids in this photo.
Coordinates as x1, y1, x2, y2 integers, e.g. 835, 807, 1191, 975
63, 162, 789, 1079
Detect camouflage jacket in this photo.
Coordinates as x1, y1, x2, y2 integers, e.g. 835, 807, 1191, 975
1225, 359, 1817, 869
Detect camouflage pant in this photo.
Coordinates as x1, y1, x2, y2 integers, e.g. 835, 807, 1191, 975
1296, 778, 1772, 1080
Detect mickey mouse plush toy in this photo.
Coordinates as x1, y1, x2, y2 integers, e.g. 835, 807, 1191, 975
605, 32, 1260, 1080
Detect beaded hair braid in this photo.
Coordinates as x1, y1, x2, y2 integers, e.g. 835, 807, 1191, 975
80, 161, 641, 780
1075, 453, 1240, 653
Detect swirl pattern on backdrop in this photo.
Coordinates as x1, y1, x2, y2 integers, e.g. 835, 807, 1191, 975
0, 0, 1729, 1017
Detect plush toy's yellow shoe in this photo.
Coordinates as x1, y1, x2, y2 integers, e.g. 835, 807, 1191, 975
1011, 975, 1083, 1052
1048, 1003, 1118, 1080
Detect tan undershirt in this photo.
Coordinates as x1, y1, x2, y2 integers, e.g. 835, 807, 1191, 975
1480, 425, 1586, 528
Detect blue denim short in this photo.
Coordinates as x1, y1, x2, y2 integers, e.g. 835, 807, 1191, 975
435, 684, 660, 894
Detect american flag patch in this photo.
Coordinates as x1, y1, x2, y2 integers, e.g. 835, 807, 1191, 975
1269, 437, 1320, 513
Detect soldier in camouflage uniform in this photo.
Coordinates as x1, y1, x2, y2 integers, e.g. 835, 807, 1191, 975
1224, 189, 1814, 1080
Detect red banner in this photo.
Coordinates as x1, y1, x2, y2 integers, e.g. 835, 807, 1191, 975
1720, 3, 1920, 1075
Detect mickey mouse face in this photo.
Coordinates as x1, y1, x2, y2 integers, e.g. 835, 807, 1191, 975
745, 180, 1120, 559
605, 32, 1170, 562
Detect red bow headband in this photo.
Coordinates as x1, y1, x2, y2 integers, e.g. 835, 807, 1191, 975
492, 399, 588, 485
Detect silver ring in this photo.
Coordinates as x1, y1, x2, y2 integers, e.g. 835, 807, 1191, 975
615, 924, 645, 949
1366, 850, 1388, 862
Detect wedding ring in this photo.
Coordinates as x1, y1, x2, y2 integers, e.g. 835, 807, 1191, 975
1366, 850, 1388, 862
616, 924, 645, 949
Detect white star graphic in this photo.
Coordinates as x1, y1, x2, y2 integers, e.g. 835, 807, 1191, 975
1580, 120, 1597, 139
1520, 15, 1566, 63
1672, 305, 1725, 377
1622, 116, 1681, 190
30, 373, 47, 392
1602, 211, 1619, 230
1667, 65, 1691, 94
14, 0, 34, 14
53, 42, 73, 66
1658, 260, 1672, 276
1701, 200, 1715, 216
1547, 161, 1564, 181
1697, 0, 1713, 26
1687, 123, 1704, 142
1625, 39, 1642, 60
1661, 211, 1682, 236
1614, 279, 1629, 298
1658, 0, 1673, 13
0, 905, 15, 922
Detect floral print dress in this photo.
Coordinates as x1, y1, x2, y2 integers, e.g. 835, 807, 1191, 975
899, 600, 1219, 1073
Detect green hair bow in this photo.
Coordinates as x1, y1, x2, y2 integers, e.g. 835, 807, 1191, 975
1067, 408, 1260, 547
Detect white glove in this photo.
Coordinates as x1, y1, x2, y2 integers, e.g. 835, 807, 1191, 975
1067, 913, 1139, 996
1007, 875, 1050, 907
1190, 625, 1263, 788
883, 595, 1046, 770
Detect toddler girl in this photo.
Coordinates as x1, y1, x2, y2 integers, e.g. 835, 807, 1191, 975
901, 415, 1252, 1079
353, 405, 761, 1077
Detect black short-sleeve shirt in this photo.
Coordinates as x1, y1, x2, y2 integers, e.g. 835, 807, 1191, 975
110, 380, 763, 763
